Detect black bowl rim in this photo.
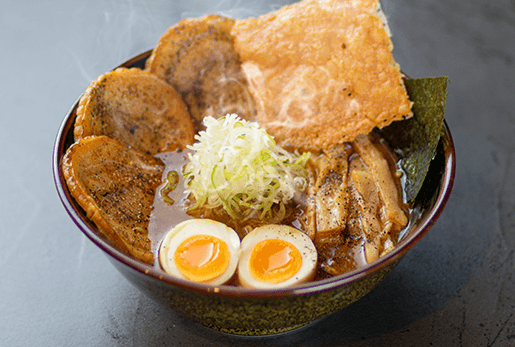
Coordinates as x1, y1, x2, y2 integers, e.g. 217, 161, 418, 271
53, 50, 456, 299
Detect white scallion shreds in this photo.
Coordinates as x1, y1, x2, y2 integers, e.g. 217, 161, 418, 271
183, 114, 310, 220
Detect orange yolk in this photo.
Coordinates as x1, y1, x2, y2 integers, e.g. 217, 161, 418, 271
174, 234, 230, 282
248, 239, 302, 284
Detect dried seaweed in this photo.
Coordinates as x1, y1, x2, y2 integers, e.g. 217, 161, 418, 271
378, 76, 449, 202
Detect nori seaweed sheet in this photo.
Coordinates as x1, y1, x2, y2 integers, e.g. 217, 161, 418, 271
378, 76, 449, 202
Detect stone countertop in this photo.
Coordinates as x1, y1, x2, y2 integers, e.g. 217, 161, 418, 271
1, 0, 514, 346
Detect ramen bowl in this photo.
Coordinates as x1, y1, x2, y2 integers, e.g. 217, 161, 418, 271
53, 50, 455, 336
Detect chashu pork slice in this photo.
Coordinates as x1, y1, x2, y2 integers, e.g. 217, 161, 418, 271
74, 67, 196, 155
145, 14, 257, 126
62, 136, 165, 264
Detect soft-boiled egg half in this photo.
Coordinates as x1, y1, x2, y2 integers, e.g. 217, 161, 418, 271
238, 225, 317, 289
159, 219, 240, 286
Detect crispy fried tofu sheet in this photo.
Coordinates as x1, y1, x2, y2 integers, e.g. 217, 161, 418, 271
232, 0, 413, 150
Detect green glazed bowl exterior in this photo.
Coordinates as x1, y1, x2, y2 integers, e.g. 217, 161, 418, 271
53, 50, 455, 336
111, 254, 398, 335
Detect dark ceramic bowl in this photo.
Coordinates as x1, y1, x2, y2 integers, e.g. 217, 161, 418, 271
53, 50, 456, 336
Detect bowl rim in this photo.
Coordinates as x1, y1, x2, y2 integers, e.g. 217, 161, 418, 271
53, 50, 456, 299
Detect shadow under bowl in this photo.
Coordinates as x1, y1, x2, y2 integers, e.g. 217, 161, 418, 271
53, 50, 456, 336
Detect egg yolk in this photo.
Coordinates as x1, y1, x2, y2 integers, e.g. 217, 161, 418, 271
174, 234, 230, 282
248, 239, 302, 284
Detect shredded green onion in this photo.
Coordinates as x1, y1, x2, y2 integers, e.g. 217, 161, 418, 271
183, 114, 310, 220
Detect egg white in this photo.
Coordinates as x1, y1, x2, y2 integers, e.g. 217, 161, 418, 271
238, 225, 317, 289
159, 219, 240, 286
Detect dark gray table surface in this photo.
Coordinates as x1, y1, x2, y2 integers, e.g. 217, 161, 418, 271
1, 0, 514, 346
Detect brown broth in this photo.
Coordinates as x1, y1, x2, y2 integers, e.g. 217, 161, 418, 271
148, 150, 193, 266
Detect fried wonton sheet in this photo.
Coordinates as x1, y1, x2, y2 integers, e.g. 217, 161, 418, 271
232, 0, 413, 150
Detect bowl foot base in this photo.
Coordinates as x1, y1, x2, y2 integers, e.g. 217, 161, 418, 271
202, 318, 322, 337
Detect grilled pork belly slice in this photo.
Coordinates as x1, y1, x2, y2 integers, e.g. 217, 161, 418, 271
352, 134, 407, 227
312, 135, 408, 274
314, 144, 351, 245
